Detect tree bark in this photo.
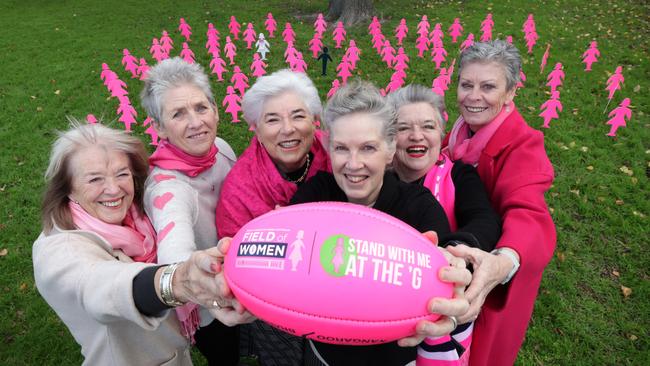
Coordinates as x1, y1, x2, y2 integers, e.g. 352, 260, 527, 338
326, 0, 375, 28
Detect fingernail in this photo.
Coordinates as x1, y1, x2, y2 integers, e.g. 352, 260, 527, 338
210, 263, 220, 272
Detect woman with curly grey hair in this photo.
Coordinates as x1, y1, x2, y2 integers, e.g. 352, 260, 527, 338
443, 40, 556, 366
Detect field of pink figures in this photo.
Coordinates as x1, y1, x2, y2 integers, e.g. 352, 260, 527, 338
255, 33, 270, 60
523, 14, 536, 34
250, 53, 268, 78
327, 79, 341, 99
222, 85, 242, 122
582, 41, 600, 71
539, 91, 563, 128
265, 13, 277, 38
282, 22, 296, 44
430, 23, 444, 44
546, 63, 565, 93
606, 66, 624, 101
180, 42, 195, 64
309, 34, 323, 58
525, 30, 539, 54
314, 13, 327, 36
372, 32, 386, 53
380, 40, 396, 67
448, 18, 463, 43
540, 44, 551, 73
142, 116, 158, 145
292, 52, 308, 73
395, 18, 408, 45
209, 56, 227, 81
86, 114, 97, 124
121, 49, 139, 78
431, 67, 449, 96
332, 21, 347, 48
206, 23, 220, 44
415, 33, 429, 57
346, 40, 361, 69
431, 45, 447, 69
336, 59, 353, 84
243, 23, 257, 49
149, 38, 167, 62
224, 36, 237, 65
100, 63, 116, 85
605, 98, 632, 137
516, 69, 526, 89
160, 30, 174, 54
178, 18, 191, 41
368, 16, 381, 35
417, 15, 430, 37
393, 47, 409, 71
229, 16, 241, 40
230, 66, 249, 96
116, 98, 137, 132
460, 33, 475, 51
137, 58, 149, 80
480, 13, 494, 42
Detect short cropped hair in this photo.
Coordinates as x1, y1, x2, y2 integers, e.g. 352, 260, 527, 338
140, 57, 215, 127
41, 120, 149, 233
387, 84, 447, 131
242, 69, 322, 128
458, 40, 522, 91
323, 80, 397, 150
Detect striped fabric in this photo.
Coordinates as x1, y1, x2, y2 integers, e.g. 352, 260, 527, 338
416, 322, 473, 366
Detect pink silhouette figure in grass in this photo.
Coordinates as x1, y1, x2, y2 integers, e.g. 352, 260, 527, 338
289, 230, 306, 271
431, 46, 447, 70
222, 86, 242, 123
539, 91, 563, 128
207, 42, 221, 59
523, 14, 536, 34
415, 33, 429, 58
382, 69, 406, 96
243, 23, 257, 49
336, 59, 353, 84
101, 63, 117, 85
230, 66, 249, 96
540, 44, 551, 74
431, 67, 449, 96
332, 237, 346, 273
516, 69, 526, 89
180, 42, 195, 64
178, 18, 192, 42
314, 13, 327, 36
284, 42, 299, 66
582, 41, 600, 71
229, 16, 241, 40
143, 116, 159, 146
150, 38, 167, 62
429, 23, 444, 44
332, 22, 347, 49
525, 30, 539, 54
505, 35, 513, 45
448, 18, 463, 43
160, 30, 174, 55
206, 23, 220, 46
605, 98, 632, 137
137, 58, 150, 80
380, 40, 396, 68
393, 47, 409, 71
480, 13, 494, 42
309, 33, 323, 58
121, 49, 139, 79
209, 56, 228, 81
255, 33, 270, 60
417, 15, 430, 37
265, 13, 277, 38
368, 16, 381, 35
372, 32, 386, 53
395, 18, 408, 45
224, 36, 237, 65
117, 98, 137, 132
282, 23, 296, 44
106, 76, 128, 99
346, 40, 361, 69
546, 63, 565, 93
292, 52, 308, 73
606, 66, 624, 100
460, 33, 475, 51
250, 53, 268, 78
327, 79, 341, 99
86, 114, 97, 124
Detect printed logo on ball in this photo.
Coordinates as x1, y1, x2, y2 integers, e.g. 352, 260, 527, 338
235, 229, 292, 270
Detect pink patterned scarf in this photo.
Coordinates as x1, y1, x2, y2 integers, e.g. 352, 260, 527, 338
447, 103, 515, 166
69, 201, 157, 263
149, 139, 218, 177
423, 153, 457, 231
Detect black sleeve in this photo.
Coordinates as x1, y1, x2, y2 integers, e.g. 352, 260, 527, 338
410, 188, 452, 238
290, 171, 345, 205
450, 162, 502, 251
133, 265, 169, 317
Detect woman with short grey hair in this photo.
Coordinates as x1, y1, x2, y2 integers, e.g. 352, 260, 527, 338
290, 81, 472, 365
445, 40, 556, 365
216, 69, 331, 365
140, 57, 251, 366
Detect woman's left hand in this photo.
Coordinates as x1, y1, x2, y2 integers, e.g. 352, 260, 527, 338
445, 244, 515, 324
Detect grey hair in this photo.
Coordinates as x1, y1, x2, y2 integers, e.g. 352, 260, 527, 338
387, 84, 447, 131
458, 40, 522, 90
42, 119, 149, 232
242, 69, 322, 128
323, 80, 397, 150
140, 57, 215, 127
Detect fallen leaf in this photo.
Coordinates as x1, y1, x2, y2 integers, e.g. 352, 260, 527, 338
556, 251, 566, 262
597, 196, 605, 202
615, 199, 624, 205
36, 106, 43, 112
631, 177, 638, 184
19, 283, 28, 291
570, 189, 580, 196
612, 270, 620, 277
0, 248, 7, 257
632, 211, 646, 218
633, 85, 640, 92
549, 207, 555, 213
569, 141, 576, 148
54, 90, 60, 95
621, 285, 632, 298
628, 334, 638, 341
587, 165, 594, 171
30, 95, 37, 99
619, 166, 633, 176
581, 146, 589, 152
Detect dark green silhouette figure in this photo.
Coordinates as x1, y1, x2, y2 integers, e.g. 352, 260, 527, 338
317, 47, 333, 76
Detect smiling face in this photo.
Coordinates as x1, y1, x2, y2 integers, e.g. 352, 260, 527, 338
394, 102, 443, 182
69, 146, 134, 225
329, 112, 395, 206
157, 84, 218, 156
457, 61, 516, 132
255, 91, 316, 173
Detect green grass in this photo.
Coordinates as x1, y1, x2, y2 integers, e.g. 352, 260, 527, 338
0, 0, 648, 365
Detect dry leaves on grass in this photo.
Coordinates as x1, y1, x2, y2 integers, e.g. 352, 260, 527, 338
619, 166, 634, 176
0, 248, 7, 257
621, 285, 632, 298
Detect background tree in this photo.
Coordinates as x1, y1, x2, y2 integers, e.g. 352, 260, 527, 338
326, 0, 375, 27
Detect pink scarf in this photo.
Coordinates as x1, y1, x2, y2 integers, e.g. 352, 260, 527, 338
149, 139, 218, 177
447, 102, 515, 165
423, 153, 457, 230
69, 201, 157, 263
216, 130, 331, 238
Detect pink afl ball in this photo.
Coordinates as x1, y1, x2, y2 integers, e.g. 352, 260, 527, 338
224, 202, 453, 345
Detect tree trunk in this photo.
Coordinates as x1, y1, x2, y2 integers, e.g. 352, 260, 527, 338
326, 0, 375, 28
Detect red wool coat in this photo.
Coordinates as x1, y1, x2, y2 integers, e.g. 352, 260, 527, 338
445, 108, 556, 366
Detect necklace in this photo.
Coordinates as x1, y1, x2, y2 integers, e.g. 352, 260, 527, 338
286, 154, 311, 184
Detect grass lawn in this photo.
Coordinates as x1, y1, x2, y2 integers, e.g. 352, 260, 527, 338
0, 0, 648, 364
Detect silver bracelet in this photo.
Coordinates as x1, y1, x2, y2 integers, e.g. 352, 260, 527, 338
159, 263, 185, 307
491, 248, 520, 285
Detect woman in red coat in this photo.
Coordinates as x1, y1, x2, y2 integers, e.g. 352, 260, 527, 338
443, 40, 556, 365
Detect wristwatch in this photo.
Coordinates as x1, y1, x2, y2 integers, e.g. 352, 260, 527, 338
491, 248, 520, 285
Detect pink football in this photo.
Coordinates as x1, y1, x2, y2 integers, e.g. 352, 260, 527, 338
224, 202, 453, 345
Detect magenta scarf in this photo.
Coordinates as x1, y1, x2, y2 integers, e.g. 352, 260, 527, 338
149, 139, 218, 177
69, 201, 157, 263
447, 102, 515, 165
216, 130, 331, 238
423, 152, 457, 230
